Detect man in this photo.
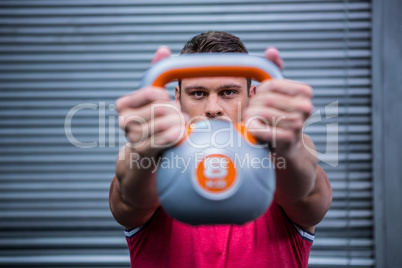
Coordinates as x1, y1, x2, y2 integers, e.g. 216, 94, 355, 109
109, 31, 332, 267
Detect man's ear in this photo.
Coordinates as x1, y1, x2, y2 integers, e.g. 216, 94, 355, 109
175, 85, 181, 107
249, 85, 257, 98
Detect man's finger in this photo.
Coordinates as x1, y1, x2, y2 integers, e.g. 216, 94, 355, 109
246, 118, 297, 145
258, 79, 313, 98
264, 47, 284, 71
130, 124, 184, 157
116, 87, 171, 111
148, 112, 186, 137
118, 101, 179, 131
250, 92, 314, 115
152, 46, 172, 64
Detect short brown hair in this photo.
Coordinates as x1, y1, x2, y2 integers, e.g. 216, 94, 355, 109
181, 31, 248, 54
179, 31, 252, 90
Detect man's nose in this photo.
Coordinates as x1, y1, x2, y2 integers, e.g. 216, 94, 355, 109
205, 95, 223, 118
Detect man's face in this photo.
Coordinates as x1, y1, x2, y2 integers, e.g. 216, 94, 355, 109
175, 77, 256, 123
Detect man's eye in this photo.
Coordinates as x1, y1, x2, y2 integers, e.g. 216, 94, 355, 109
191, 91, 205, 97
221, 90, 235, 96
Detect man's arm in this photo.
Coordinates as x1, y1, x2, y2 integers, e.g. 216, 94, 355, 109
245, 85, 332, 232
109, 88, 186, 229
109, 145, 159, 229
108, 46, 187, 229
274, 135, 332, 233
245, 47, 332, 231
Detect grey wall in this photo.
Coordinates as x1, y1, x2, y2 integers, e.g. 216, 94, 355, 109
372, 0, 402, 267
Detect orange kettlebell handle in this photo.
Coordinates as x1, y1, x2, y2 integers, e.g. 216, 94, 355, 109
140, 53, 283, 88
140, 53, 283, 146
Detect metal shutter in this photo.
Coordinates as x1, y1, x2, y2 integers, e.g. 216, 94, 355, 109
0, 0, 373, 267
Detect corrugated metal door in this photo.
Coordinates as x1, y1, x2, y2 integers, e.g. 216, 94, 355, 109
0, 0, 373, 267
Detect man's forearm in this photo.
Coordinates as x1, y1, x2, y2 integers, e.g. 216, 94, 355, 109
274, 137, 318, 204
115, 144, 160, 210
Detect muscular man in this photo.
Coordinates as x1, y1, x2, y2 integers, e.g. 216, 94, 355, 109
109, 31, 332, 267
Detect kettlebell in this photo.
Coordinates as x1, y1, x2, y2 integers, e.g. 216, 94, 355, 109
140, 53, 283, 225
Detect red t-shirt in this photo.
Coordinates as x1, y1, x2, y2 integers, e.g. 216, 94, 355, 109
125, 202, 314, 267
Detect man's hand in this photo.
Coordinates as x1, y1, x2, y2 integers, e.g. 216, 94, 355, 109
116, 46, 186, 158
111, 46, 187, 229
244, 47, 314, 157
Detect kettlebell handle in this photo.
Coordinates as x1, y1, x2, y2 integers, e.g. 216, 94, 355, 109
140, 53, 283, 88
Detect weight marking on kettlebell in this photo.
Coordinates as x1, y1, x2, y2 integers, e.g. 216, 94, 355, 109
193, 154, 239, 200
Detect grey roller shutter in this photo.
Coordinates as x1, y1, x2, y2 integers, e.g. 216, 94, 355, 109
0, 0, 373, 267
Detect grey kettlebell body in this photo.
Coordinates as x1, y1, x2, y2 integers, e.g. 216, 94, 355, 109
156, 120, 276, 225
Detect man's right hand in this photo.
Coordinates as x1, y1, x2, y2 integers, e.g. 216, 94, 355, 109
115, 46, 186, 158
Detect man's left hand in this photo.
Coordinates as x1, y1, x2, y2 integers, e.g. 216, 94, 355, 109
244, 48, 314, 158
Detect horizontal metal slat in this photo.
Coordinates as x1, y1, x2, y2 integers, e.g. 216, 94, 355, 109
0, 164, 115, 172
0, 0, 350, 6
0, 31, 371, 43
0, 134, 372, 146
0, 36, 369, 51
308, 257, 374, 267
332, 191, 372, 199
0, 61, 354, 74
0, 153, 372, 164
0, 3, 370, 16
0, 87, 372, 98
0, 80, 371, 92
313, 238, 373, 247
0, 11, 371, 26
0, 210, 113, 219
316, 220, 372, 229
0, 170, 371, 183
0, 201, 109, 210
0, 154, 116, 162
1, 116, 372, 127
329, 200, 372, 209
0, 49, 371, 61
0, 182, 111, 191
0, 191, 109, 200
0, 143, 372, 156
324, 209, 372, 218
0, 219, 121, 229
0, 22, 371, 35
0, 188, 374, 201
0, 255, 129, 267
0, 173, 115, 181
0, 180, 372, 192
331, 182, 372, 191
0, 68, 371, 80
0, 124, 372, 136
